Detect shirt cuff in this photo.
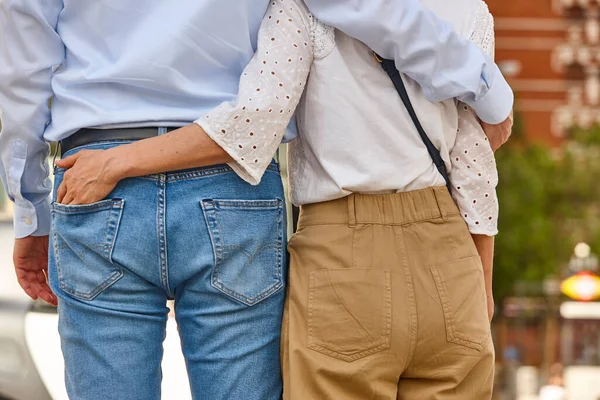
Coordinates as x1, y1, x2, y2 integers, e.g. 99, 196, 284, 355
195, 120, 264, 185
469, 69, 514, 125
467, 225, 498, 237
13, 197, 51, 239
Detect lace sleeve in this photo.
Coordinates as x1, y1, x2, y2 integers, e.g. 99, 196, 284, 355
195, 0, 313, 185
470, 1, 495, 60
450, 3, 499, 236
308, 13, 335, 59
450, 105, 499, 236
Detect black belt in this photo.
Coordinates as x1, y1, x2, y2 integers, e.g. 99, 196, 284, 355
60, 127, 179, 155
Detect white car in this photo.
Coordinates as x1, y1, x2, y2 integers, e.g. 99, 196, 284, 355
0, 223, 192, 400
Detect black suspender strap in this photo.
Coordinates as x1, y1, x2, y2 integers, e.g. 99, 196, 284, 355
375, 53, 452, 194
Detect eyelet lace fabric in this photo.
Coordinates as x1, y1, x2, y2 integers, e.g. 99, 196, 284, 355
470, 1, 495, 59
450, 2, 499, 235
195, 0, 313, 184
309, 13, 335, 59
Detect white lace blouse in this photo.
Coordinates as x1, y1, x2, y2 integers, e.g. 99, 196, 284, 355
196, 0, 499, 236
451, 3, 499, 235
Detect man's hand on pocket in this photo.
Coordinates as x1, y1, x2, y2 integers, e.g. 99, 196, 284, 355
14, 236, 57, 306
480, 109, 514, 152
56, 149, 123, 205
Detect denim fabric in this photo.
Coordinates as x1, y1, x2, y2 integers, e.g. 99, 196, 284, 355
48, 141, 287, 400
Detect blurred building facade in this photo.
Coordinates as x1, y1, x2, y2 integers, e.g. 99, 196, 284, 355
488, 0, 600, 145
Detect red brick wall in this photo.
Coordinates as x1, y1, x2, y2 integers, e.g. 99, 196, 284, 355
487, 0, 568, 146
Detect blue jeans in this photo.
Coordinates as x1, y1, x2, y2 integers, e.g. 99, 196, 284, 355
48, 141, 287, 400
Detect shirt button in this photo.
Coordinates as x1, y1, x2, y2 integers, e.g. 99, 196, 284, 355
23, 217, 32, 226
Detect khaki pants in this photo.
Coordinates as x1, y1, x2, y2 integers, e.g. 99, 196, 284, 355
282, 187, 494, 400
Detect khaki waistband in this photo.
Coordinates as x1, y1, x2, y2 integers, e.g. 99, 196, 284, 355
298, 187, 459, 227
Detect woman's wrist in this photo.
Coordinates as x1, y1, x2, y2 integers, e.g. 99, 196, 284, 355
105, 146, 135, 181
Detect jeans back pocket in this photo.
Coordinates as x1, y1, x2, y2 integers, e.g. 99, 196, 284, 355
51, 199, 125, 301
201, 199, 285, 306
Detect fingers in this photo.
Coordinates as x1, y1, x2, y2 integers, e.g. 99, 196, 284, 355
62, 191, 75, 205
55, 153, 80, 169
58, 183, 92, 205
39, 289, 58, 307
20, 284, 40, 301
37, 269, 58, 306
57, 181, 67, 203
13, 238, 56, 306
30, 281, 57, 306
483, 128, 503, 152
18, 270, 58, 306
480, 115, 512, 152
489, 138, 501, 153
58, 171, 80, 204
18, 278, 41, 301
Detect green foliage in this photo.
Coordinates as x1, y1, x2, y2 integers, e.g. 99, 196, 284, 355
494, 122, 600, 300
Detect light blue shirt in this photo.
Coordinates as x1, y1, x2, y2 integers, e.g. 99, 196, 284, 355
0, 0, 513, 238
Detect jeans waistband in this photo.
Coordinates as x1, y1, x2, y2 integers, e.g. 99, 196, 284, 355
60, 127, 178, 155
56, 136, 280, 181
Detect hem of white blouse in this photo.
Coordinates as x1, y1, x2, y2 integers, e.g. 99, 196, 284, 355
194, 120, 263, 186
466, 226, 498, 237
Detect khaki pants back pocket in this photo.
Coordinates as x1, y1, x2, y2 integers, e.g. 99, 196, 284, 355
430, 256, 490, 351
308, 269, 392, 362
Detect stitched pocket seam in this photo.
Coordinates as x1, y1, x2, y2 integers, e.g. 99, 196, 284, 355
307, 269, 392, 362
201, 199, 284, 306
52, 200, 125, 301
430, 262, 488, 351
